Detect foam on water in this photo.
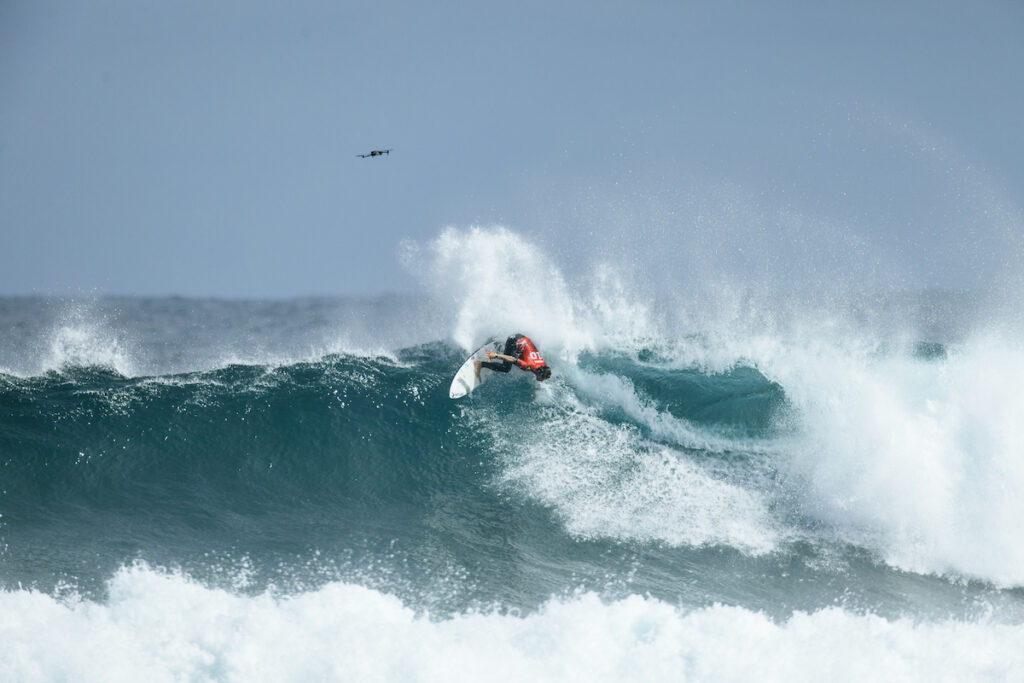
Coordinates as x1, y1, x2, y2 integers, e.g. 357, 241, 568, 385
757, 331, 1024, 586
473, 370, 780, 554
1, 564, 1021, 683
497, 409, 779, 554
602, 322, 1024, 586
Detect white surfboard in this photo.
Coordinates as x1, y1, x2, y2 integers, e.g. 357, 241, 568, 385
449, 337, 506, 399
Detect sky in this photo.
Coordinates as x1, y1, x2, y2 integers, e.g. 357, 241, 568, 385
2, 0, 1023, 297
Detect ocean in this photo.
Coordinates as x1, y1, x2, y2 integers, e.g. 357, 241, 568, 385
2, 228, 1023, 681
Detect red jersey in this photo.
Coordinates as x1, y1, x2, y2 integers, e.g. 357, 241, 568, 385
515, 336, 547, 371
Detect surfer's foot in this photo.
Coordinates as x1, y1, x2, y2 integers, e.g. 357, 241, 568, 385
473, 360, 481, 380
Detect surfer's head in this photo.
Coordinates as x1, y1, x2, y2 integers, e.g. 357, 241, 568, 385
533, 365, 551, 382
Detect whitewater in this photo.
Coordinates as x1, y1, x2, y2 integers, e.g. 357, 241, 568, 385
2, 227, 1024, 681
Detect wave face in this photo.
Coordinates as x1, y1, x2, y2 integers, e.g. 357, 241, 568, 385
1, 344, 790, 601
3, 232, 1024, 679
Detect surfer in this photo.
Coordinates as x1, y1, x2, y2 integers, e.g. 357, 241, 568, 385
476, 334, 551, 382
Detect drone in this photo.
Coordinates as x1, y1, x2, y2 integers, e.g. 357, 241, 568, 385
357, 149, 391, 158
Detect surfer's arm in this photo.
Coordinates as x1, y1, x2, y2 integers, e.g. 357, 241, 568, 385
481, 350, 515, 373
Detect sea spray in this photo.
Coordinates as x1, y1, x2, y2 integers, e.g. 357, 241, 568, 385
2, 564, 1023, 683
